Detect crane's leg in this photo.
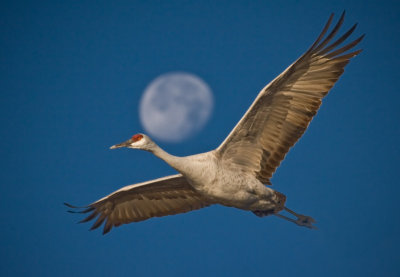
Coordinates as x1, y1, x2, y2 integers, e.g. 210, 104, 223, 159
274, 207, 317, 229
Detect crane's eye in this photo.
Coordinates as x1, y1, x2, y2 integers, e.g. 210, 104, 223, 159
131, 134, 143, 142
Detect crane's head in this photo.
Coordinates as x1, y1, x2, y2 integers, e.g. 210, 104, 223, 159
110, 133, 155, 151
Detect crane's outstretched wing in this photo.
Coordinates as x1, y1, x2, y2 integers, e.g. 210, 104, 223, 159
66, 174, 211, 234
216, 12, 364, 185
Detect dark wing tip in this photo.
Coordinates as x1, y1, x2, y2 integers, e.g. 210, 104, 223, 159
102, 225, 112, 235
306, 12, 365, 60
339, 10, 345, 22
64, 202, 78, 208
307, 13, 335, 52
79, 210, 98, 223
312, 11, 347, 53
89, 214, 107, 231
325, 33, 365, 59
65, 201, 94, 214
66, 200, 116, 234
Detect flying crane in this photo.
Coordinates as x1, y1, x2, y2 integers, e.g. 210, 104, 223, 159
66, 12, 364, 234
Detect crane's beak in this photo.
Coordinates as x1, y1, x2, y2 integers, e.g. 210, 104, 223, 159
110, 139, 131, 149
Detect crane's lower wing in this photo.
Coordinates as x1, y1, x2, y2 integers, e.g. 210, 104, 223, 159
216, 12, 364, 184
66, 174, 211, 234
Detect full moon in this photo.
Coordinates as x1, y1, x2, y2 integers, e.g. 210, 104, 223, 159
139, 72, 214, 142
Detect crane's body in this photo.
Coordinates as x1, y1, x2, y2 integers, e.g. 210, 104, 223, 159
66, 12, 363, 234
153, 150, 281, 211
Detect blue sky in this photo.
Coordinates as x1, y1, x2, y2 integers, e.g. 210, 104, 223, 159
1, 0, 400, 276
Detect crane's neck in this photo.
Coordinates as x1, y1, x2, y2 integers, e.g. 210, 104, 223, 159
147, 143, 216, 188
150, 144, 187, 172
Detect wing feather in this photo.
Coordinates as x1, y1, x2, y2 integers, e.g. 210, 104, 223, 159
66, 174, 211, 234
216, 12, 364, 184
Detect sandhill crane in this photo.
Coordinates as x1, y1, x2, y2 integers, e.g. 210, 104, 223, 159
66, 12, 363, 234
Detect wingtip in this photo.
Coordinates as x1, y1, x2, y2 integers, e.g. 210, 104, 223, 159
327, 13, 335, 26
64, 202, 89, 209
353, 34, 366, 47
349, 23, 359, 34
64, 202, 76, 208
338, 10, 345, 22
354, 48, 364, 55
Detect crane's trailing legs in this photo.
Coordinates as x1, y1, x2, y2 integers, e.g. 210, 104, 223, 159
253, 206, 316, 229
274, 207, 317, 229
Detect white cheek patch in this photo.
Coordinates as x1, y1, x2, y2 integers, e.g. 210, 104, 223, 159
130, 140, 144, 148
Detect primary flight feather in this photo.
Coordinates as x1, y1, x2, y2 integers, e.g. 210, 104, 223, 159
67, 12, 363, 234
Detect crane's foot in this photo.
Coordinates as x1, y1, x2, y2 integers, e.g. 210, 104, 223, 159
274, 207, 317, 229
